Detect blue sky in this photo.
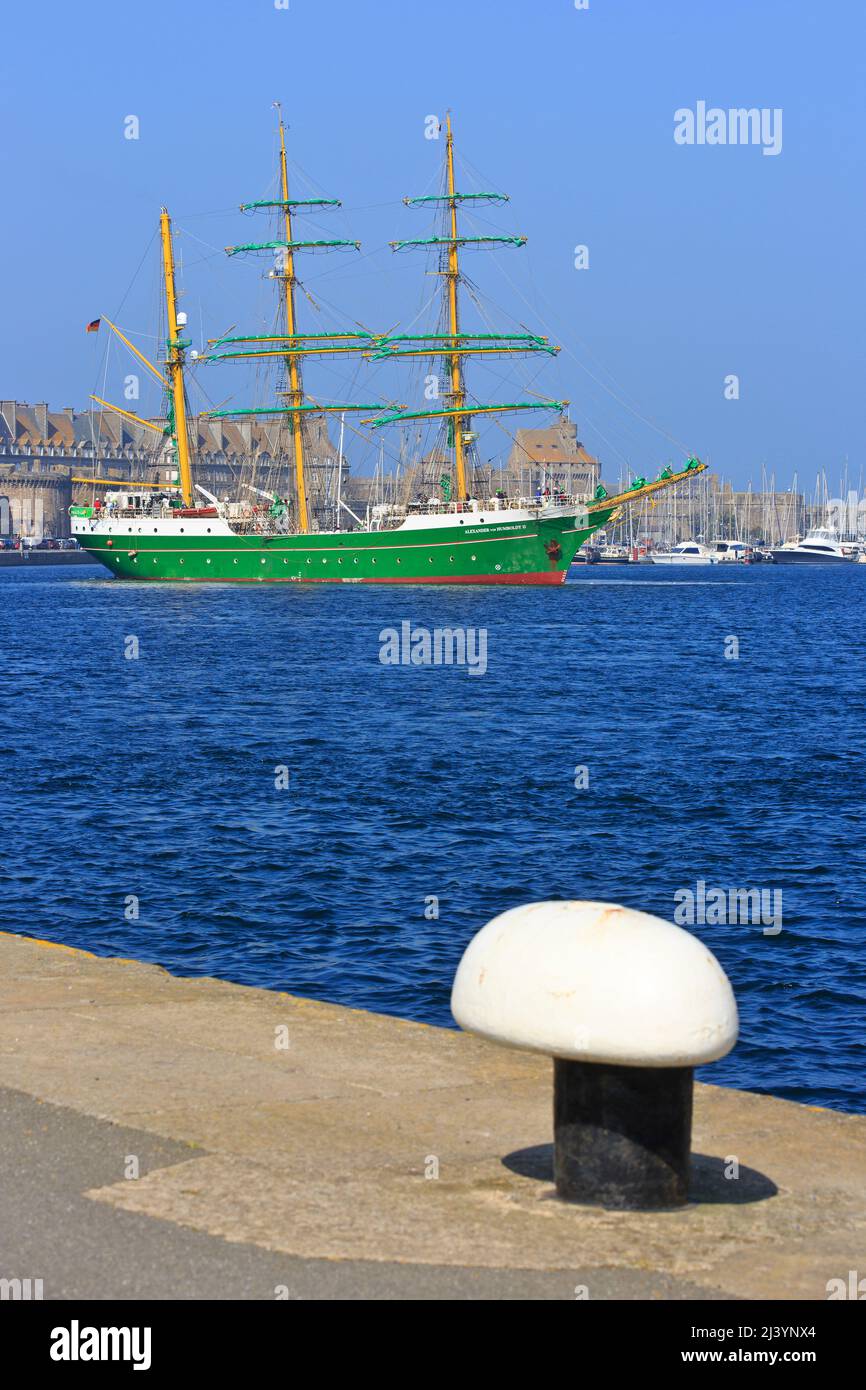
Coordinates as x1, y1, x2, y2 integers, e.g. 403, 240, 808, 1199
1, 0, 863, 487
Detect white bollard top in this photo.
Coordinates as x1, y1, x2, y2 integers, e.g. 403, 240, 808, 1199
451, 901, 738, 1067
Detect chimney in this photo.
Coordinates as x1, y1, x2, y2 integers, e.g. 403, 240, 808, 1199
34, 402, 49, 441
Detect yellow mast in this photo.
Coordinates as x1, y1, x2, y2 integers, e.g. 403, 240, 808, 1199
445, 113, 468, 502
277, 111, 310, 533
90, 395, 168, 434
101, 317, 167, 387
159, 208, 194, 507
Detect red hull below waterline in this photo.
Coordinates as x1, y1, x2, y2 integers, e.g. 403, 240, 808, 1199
83, 567, 569, 586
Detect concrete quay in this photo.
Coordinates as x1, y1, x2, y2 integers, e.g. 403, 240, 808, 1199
0, 550, 98, 567
0, 930, 863, 1301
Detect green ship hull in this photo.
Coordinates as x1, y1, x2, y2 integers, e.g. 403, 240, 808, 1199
75, 507, 615, 585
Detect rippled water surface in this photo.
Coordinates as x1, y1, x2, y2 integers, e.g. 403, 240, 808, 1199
2, 562, 864, 1112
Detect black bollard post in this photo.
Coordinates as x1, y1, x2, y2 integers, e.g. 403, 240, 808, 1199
553, 1058, 693, 1209
451, 900, 738, 1213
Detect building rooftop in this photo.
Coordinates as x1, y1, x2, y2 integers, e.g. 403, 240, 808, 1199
0, 400, 343, 464
508, 420, 599, 469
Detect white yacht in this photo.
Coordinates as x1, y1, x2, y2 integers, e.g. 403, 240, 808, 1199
650, 541, 720, 565
714, 540, 752, 562
771, 527, 859, 565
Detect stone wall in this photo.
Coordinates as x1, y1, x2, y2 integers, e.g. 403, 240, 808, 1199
0, 473, 73, 540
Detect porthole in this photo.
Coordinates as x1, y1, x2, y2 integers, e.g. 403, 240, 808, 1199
180, 528, 184, 533
428, 557, 433, 563
233, 558, 238, 564
322, 558, 327, 564
206, 558, 211, 565
471, 554, 476, 561
207, 527, 211, 534
396, 558, 401, 564
495, 563, 502, 572
449, 555, 454, 562
261, 558, 266, 565
306, 558, 311, 565
353, 557, 358, 564
372, 558, 376, 564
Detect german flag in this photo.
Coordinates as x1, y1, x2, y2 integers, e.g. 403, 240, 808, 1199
86, 318, 101, 333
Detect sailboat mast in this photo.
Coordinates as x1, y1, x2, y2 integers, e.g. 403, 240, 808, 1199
159, 208, 193, 507
277, 114, 310, 534
444, 114, 468, 502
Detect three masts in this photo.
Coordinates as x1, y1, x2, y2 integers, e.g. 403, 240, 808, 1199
69, 111, 705, 584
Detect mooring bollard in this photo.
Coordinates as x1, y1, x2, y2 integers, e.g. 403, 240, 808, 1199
451, 901, 738, 1210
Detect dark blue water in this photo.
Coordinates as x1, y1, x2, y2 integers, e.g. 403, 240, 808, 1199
2, 563, 864, 1113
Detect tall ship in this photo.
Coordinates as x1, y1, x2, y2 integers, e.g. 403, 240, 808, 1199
70, 111, 705, 583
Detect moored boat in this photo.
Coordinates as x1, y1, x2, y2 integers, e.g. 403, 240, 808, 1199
770, 527, 860, 564
713, 540, 754, 562
649, 541, 720, 565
